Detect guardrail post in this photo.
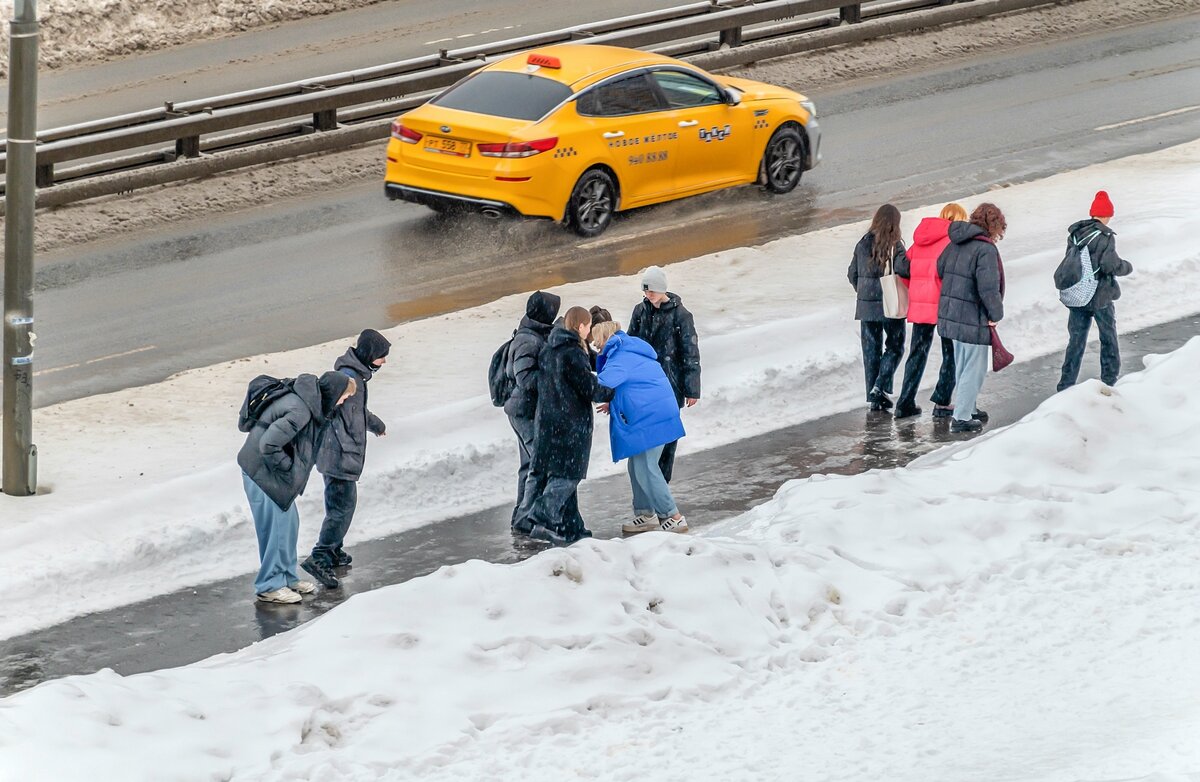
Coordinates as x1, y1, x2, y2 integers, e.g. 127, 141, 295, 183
313, 109, 338, 132
34, 163, 53, 187
839, 4, 862, 23
719, 26, 743, 48
176, 135, 201, 159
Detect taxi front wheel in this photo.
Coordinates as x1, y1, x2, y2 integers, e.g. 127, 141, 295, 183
566, 169, 617, 237
761, 125, 805, 194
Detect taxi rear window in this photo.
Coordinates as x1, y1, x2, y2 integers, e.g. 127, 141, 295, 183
431, 72, 572, 121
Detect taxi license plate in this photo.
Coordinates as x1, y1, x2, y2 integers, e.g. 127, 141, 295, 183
424, 135, 471, 157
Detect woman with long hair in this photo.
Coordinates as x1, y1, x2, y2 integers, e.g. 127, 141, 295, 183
937, 203, 1007, 433
848, 204, 909, 410
522, 306, 614, 544
591, 320, 688, 535
894, 202, 967, 419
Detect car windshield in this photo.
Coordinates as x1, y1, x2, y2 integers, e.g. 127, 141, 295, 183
431, 72, 573, 121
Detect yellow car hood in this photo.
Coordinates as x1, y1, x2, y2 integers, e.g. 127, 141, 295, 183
718, 75, 806, 103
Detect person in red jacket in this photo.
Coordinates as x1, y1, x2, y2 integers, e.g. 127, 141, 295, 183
893, 203, 967, 419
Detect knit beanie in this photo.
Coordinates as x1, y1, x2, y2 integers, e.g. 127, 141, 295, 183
1089, 191, 1114, 219
641, 266, 668, 293
317, 370, 352, 420
353, 329, 391, 368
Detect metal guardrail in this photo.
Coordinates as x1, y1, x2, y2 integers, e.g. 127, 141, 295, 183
0, 0, 1052, 199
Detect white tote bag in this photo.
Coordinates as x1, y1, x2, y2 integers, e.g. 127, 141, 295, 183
880, 255, 909, 319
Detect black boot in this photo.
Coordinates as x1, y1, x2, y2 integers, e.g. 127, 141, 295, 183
301, 555, 341, 588
332, 549, 353, 568
868, 387, 894, 411
894, 403, 922, 419
950, 418, 983, 433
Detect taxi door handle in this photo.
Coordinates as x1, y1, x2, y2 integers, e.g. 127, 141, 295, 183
602, 131, 625, 139
678, 120, 699, 127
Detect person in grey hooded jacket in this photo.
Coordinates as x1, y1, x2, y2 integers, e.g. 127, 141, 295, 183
238, 371, 354, 603
305, 329, 390, 585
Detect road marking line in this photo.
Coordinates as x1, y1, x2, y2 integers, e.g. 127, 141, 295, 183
456, 33, 475, 39
33, 345, 156, 377
424, 37, 452, 45
1095, 105, 1200, 132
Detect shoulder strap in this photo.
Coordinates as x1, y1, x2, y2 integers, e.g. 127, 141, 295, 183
1073, 229, 1102, 248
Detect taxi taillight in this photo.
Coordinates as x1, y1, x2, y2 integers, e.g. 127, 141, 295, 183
391, 121, 422, 144
478, 137, 559, 158
527, 54, 562, 69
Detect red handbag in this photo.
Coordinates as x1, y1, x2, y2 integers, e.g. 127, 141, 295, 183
990, 326, 1014, 372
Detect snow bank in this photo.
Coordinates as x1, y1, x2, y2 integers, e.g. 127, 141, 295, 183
2, 334, 1199, 781
1, 140, 1199, 642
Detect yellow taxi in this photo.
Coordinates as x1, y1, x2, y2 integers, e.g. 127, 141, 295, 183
384, 44, 821, 237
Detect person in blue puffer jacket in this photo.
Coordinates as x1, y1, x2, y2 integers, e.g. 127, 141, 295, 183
592, 321, 689, 535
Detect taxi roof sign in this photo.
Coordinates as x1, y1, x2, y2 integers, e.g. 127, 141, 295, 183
527, 53, 562, 69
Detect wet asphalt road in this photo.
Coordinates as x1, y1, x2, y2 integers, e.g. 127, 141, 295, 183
2, 314, 1196, 697
22, 16, 1200, 406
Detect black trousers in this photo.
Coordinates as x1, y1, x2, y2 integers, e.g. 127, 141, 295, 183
658, 439, 678, 483
897, 323, 957, 409
860, 319, 906, 398
314, 476, 357, 559
1058, 304, 1119, 391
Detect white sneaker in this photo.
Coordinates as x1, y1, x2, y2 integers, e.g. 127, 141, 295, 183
288, 580, 317, 595
622, 514, 660, 534
256, 587, 302, 604
659, 516, 689, 533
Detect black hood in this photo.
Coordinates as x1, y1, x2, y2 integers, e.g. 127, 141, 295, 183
525, 291, 561, 326
317, 370, 352, 421
650, 292, 682, 311
948, 221, 986, 245
352, 329, 391, 368
292, 374, 323, 421
519, 315, 554, 337
335, 349, 374, 380
1069, 218, 1113, 240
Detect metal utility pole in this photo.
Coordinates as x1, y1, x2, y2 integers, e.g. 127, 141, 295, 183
2, 0, 38, 496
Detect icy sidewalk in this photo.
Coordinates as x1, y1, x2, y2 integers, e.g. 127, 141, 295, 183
10, 315, 1191, 696
1, 140, 1198, 642
2, 338, 1198, 781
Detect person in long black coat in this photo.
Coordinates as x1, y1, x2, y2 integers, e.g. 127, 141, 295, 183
627, 266, 700, 483
523, 306, 613, 545
503, 291, 561, 532
848, 204, 908, 411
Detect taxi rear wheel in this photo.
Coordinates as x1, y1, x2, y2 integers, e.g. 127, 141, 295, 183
566, 169, 617, 237
762, 125, 805, 194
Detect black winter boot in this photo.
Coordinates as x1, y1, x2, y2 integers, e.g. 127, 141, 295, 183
301, 556, 341, 588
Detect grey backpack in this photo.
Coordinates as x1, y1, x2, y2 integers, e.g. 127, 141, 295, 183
1056, 229, 1102, 308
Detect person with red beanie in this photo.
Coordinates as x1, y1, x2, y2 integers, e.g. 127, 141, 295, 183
893, 202, 966, 419
1056, 190, 1134, 392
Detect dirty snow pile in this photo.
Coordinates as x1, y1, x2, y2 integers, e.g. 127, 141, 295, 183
3, 337, 1199, 781
1, 140, 1199, 642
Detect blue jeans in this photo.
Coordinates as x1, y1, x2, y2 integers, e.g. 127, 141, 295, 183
243, 471, 301, 594
313, 475, 356, 560
627, 445, 678, 518
952, 341, 990, 422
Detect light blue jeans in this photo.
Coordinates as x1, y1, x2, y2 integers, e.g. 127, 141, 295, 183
243, 472, 301, 594
952, 341, 990, 422
627, 445, 679, 518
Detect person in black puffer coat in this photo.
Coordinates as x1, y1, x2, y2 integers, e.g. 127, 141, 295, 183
238, 371, 353, 603
848, 204, 908, 411
1056, 191, 1134, 392
937, 203, 1007, 434
503, 291, 561, 533
627, 266, 700, 483
303, 329, 391, 587
522, 306, 614, 545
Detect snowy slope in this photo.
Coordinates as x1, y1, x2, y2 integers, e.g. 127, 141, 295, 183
0, 140, 1198, 641
2, 337, 1198, 781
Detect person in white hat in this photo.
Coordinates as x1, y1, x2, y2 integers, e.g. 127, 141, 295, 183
627, 265, 701, 495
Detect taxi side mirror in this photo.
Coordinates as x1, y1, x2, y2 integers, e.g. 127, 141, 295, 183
724, 88, 741, 107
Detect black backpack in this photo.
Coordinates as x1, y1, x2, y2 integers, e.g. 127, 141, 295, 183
487, 333, 517, 407
238, 375, 295, 432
